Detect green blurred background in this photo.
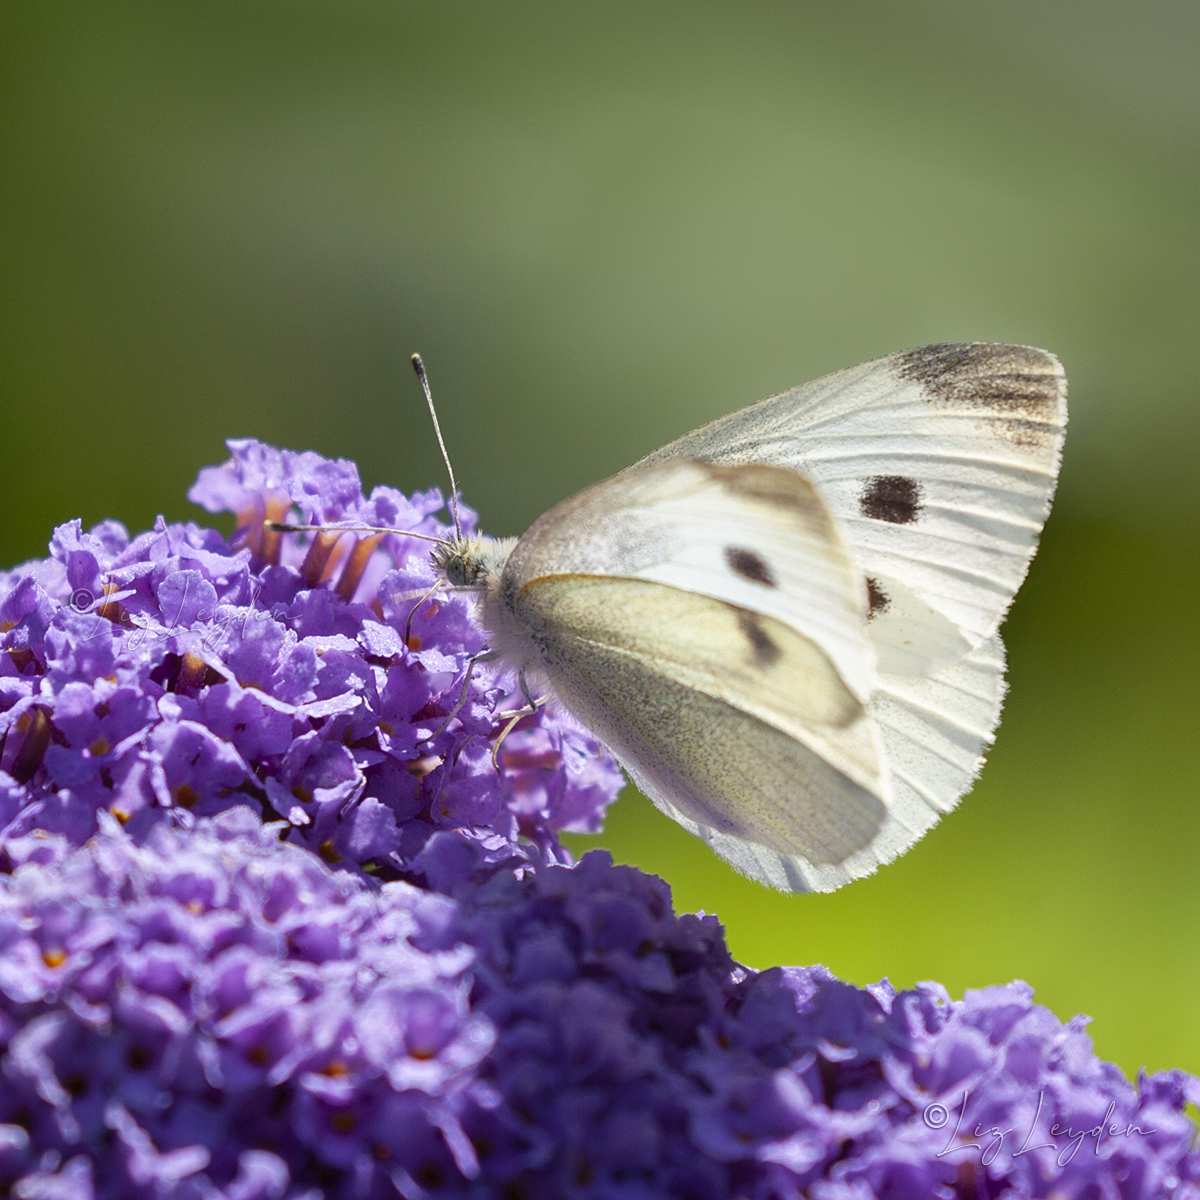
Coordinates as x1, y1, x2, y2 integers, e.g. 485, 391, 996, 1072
2, 2, 1197, 1078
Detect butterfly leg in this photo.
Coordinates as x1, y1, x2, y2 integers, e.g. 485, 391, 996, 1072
491, 670, 548, 768
431, 733, 475, 813
404, 579, 445, 646
423, 650, 501, 741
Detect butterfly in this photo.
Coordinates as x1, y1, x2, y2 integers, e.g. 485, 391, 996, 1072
310, 343, 1067, 892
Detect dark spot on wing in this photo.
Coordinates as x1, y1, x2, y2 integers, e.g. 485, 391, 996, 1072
865, 577, 889, 621
699, 463, 832, 527
859, 475, 922, 525
736, 610, 782, 668
725, 547, 777, 587
896, 343, 1065, 448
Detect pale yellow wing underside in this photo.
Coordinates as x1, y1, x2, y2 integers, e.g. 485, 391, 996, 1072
510, 574, 888, 886
642, 635, 1008, 892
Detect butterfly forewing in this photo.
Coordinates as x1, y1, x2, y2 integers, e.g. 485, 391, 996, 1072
635, 343, 1067, 655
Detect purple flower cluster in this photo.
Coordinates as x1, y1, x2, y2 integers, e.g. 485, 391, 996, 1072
462, 854, 1200, 1200
0, 809, 493, 1200
1, 439, 1196, 1199
0, 439, 622, 882
2, 817, 1196, 1199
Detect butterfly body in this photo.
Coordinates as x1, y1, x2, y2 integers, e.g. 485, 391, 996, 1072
436, 343, 1066, 892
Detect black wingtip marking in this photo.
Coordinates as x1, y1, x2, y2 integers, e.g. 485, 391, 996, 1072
736, 610, 782, 667
725, 547, 777, 587
897, 343, 1063, 447
865, 577, 890, 621
859, 475, 922, 525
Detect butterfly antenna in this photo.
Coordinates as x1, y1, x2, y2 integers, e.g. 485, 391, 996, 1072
411, 353, 463, 540
264, 521, 447, 546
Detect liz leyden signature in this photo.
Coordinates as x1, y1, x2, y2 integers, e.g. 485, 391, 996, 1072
923, 1089, 1156, 1168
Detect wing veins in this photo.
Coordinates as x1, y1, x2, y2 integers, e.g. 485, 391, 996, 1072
873, 690, 995, 742
800, 447, 1060, 479
854, 542, 1038, 588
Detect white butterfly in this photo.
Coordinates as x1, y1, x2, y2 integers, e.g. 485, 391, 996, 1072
423, 344, 1066, 891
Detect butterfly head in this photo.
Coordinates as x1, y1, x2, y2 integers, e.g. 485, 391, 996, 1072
432, 535, 516, 590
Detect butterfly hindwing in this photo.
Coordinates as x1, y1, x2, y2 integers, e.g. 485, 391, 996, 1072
865, 634, 1008, 864
507, 573, 888, 889
621, 634, 1007, 892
